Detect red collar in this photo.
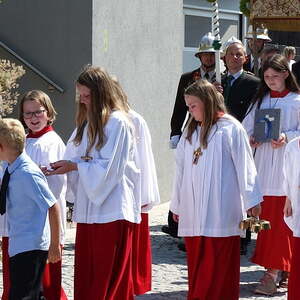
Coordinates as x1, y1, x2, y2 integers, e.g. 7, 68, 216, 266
270, 89, 290, 98
27, 125, 53, 138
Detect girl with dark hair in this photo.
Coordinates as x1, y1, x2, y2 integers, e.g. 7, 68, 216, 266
48, 66, 140, 300
170, 79, 261, 300
243, 54, 300, 295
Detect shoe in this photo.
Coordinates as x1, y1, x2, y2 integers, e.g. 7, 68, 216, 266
278, 271, 289, 288
161, 225, 178, 238
240, 238, 248, 255
161, 225, 171, 235
254, 272, 277, 295
177, 241, 186, 252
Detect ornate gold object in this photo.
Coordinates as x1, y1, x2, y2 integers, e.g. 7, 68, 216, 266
239, 217, 271, 233
251, 0, 300, 32
80, 155, 93, 162
193, 147, 203, 165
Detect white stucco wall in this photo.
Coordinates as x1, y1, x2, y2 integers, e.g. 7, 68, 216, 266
92, 0, 183, 203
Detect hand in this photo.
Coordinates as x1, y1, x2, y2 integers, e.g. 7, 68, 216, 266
249, 136, 262, 148
284, 197, 293, 217
47, 160, 77, 175
213, 81, 223, 93
172, 213, 179, 223
247, 204, 261, 217
48, 243, 61, 263
39, 165, 48, 176
271, 133, 286, 149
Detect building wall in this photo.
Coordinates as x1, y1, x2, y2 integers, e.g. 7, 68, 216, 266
92, 0, 184, 203
0, 0, 92, 140
183, 0, 242, 72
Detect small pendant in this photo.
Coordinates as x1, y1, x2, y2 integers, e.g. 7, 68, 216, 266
193, 148, 202, 165
81, 155, 93, 162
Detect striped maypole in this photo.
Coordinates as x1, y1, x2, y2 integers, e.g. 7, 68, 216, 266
211, 0, 222, 83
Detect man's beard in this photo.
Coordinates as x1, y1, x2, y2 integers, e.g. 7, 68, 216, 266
201, 63, 215, 70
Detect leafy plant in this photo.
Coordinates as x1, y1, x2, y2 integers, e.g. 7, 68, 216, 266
0, 60, 25, 116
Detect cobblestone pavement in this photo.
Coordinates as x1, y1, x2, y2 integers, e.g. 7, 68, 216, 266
0, 202, 288, 300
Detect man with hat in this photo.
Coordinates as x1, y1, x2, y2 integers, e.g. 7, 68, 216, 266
170, 32, 217, 148
244, 25, 272, 73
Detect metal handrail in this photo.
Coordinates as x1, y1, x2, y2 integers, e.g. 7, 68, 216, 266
0, 40, 64, 93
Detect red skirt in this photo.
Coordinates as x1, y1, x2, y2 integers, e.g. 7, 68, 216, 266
288, 237, 300, 300
251, 196, 293, 271
1, 237, 67, 300
1, 237, 10, 300
132, 213, 152, 295
185, 236, 240, 300
74, 221, 134, 300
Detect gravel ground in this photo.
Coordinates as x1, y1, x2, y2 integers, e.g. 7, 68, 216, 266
0, 202, 288, 300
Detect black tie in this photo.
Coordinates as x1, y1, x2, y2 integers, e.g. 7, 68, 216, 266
223, 75, 234, 105
204, 73, 210, 80
0, 168, 10, 215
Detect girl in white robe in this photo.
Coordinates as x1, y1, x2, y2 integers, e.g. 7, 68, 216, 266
283, 137, 300, 299
48, 66, 140, 300
111, 78, 160, 295
170, 79, 262, 300
243, 54, 300, 295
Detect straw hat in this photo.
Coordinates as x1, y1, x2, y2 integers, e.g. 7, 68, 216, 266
245, 25, 272, 41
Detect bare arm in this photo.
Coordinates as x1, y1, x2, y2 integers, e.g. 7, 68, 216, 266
48, 202, 61, 263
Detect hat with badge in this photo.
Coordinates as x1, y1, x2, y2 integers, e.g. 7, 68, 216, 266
245, 25, 272, 41
195, 32, 216, 57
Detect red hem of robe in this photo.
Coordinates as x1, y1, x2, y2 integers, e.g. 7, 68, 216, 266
74, 221, 134, 300
185, 236, 240, 300
132, 213, 152, 295
251, 196, 293, 271
288, 237, 300, 300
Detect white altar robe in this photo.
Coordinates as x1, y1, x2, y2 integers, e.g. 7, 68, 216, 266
129, 110, 160, 212
170, 114, 262, 237
243, 92, 300, 196
64, 111, 141, 224
26, 131, 67, 244
283, 137, 300, 238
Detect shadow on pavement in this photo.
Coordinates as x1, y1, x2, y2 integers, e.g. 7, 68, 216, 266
136, 290, 187, 299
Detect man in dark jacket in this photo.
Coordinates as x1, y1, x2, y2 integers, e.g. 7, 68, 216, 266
170, 32, 217, 148
221, 36, 260, 122
243, 25, 272, 74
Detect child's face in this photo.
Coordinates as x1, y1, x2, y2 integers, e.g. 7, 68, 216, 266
264, 68, 288, 92
185, 95, 205, 122
23, 100, 49, 133
76, 84, 91, 108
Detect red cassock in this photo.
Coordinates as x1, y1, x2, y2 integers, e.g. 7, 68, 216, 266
132, 213, 152, 295
74, 221, 134, 300
288, 237, 300, 300
252, 196, 293, 271
1, 237, 68, 300
185, 236, 240, 300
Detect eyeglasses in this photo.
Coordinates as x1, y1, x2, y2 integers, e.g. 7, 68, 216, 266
23, 109, 46, 119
